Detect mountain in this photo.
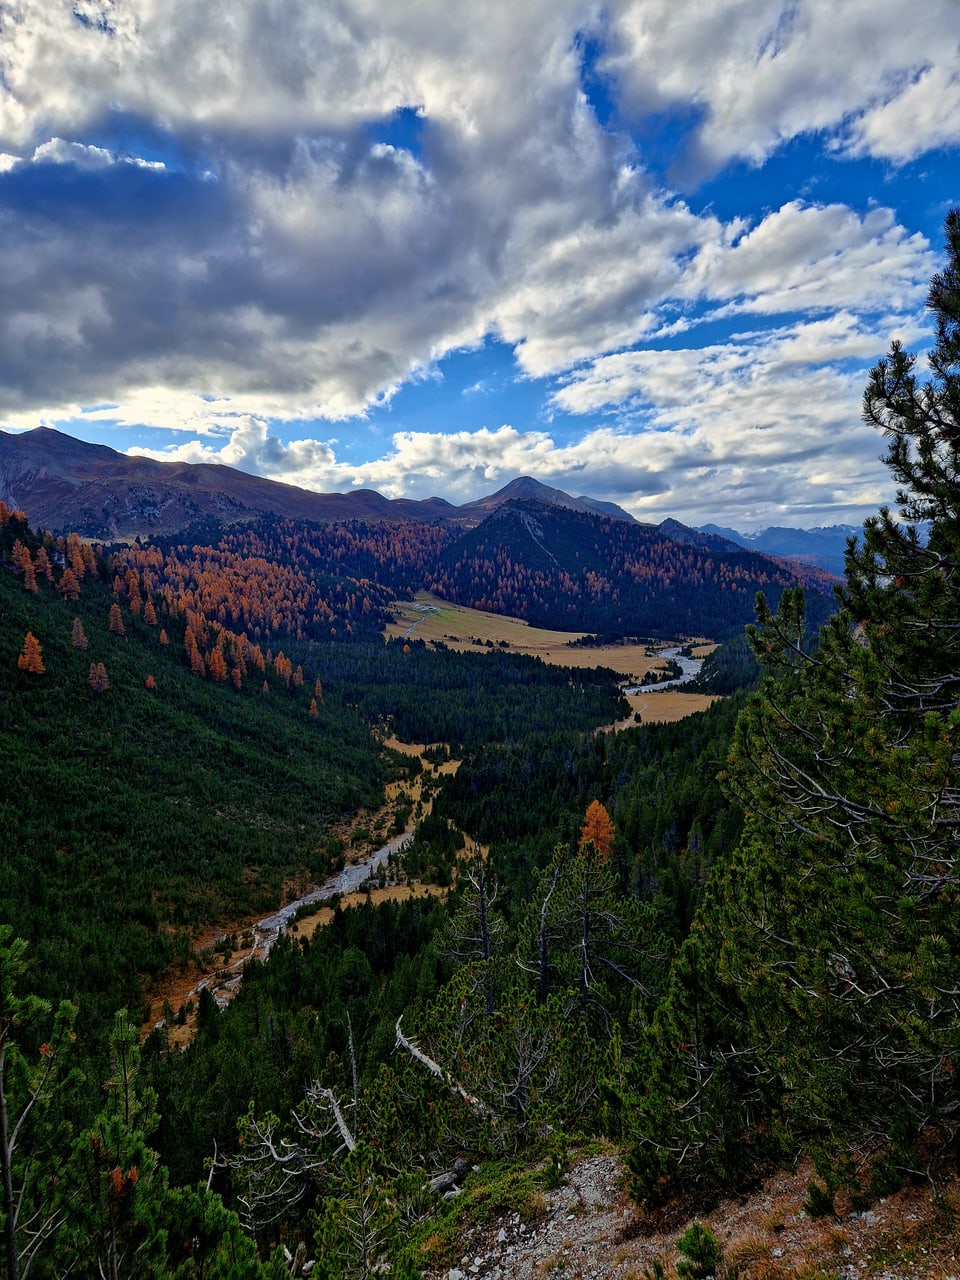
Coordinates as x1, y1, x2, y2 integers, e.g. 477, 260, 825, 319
698, 522, 860, 575
456, 475, 637, 524
431, 499, 834, 639
0, 426, 457, 537
0, 427, 631, 538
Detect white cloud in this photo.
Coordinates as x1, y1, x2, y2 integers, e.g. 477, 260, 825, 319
602, 0, 960, 173
681, 202, 934, 317
0, 1, 952, 529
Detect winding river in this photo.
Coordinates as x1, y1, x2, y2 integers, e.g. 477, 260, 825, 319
194, 832, 413, 1011
621, 644, 704, 693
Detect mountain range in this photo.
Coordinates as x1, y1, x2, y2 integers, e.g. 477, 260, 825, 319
0, 427, 850, 574
699, 522, 859, 576
0, 427, 639, 540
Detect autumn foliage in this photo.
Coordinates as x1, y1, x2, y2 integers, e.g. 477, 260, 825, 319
579, 800, 614, 860
17, 631, 45, 675
88, 662, 109, 693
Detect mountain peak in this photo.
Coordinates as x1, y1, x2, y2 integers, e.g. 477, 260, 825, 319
459, 476, 636, 524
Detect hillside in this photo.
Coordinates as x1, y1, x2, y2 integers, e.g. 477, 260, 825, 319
430, 498, 834, 639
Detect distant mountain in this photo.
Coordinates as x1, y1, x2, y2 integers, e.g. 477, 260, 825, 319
699, 522, 859, 576
656, 517, 748, 556
0, 427, 460, 537
0, 427, 841, 638
0, 427, 632, 539
456, 476, 637, 525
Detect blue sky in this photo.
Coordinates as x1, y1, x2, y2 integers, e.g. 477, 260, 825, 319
0, 1, 957, 529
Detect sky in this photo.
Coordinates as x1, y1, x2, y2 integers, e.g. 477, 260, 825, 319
0, 1, 957, 530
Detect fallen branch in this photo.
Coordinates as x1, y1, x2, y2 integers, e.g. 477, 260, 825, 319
395, 1016, 497, 1118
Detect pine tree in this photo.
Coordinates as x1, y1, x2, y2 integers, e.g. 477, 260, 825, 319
0, 930, 79, 1280
71, 617, 88, 650
637, 209, 960, 1199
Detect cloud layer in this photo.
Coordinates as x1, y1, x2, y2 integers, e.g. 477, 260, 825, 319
0, 1, 956, 526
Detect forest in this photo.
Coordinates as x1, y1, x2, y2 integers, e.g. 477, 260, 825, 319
0, 211, 957, 1278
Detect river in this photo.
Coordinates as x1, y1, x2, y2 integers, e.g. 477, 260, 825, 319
185, 831, 413, 1013
621, 644, 704, 693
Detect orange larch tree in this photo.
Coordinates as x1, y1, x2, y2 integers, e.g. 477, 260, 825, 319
33, 546, 52, 581
207, 646, 228, 682
71, 618, 88, 650
579, 800, 615, 861
11, 541, 37, 593
58, 568, 81, 601
88, 662, 109, 693
17, 632, 44, 675
108, 603, 125, 636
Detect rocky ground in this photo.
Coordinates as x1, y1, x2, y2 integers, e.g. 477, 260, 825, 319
426, 1150, 960, 1280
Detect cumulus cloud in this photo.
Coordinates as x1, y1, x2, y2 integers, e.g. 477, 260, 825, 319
0, 1, 953, 527
602, 0, 960, 174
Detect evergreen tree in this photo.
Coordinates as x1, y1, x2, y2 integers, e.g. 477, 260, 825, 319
628, 207, 960, 1202
0, 930, 79, 1280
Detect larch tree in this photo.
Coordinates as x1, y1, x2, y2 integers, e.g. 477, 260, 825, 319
579, 800, 614, 860
16, 634, 44, 676
58, 568, 80, 602
70, 618, 88, 650
88, 663, 109, 694
107, 604, 125, 636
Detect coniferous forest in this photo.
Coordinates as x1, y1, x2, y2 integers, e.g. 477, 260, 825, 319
0, 213, 958, 1277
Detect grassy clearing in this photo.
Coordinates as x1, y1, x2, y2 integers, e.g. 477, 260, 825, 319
616, 690, 723, 726
386, 592, 702, 683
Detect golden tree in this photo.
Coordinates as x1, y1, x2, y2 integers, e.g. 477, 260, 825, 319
17, 632, 44, 675
88, 662, 109, 693
579, 800, 614, 861
58, 568, 81, 601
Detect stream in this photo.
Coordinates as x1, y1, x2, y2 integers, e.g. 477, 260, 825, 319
176, 830, 412, 1015
621, 644, 704, 693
